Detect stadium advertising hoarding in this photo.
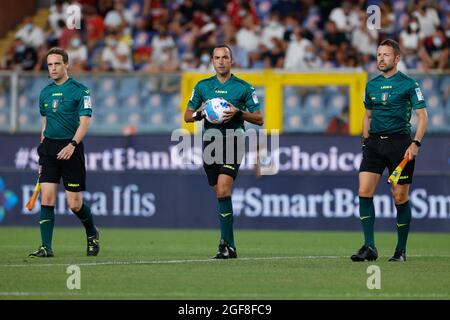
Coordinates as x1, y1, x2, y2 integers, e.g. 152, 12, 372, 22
2, 135, 449, 173
0, 135, 449, 231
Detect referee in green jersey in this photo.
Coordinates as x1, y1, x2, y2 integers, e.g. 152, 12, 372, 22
184, 45, 264, 259
29, 48, 99, 258
351, 40, 428, 262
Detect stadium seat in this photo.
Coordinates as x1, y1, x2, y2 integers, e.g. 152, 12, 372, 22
326, 93, 348, 117
118, 77, 141, 99
427, 109, 446, 133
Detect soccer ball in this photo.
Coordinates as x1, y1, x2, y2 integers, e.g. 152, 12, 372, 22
204, 98, 230, 124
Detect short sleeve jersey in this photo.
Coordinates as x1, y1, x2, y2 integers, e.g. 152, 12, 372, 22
363, 71, 426, 135
187, 74, 260, 133
39, 78, 92, 139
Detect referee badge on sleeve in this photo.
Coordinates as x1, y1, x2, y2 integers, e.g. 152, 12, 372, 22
84, 96, 92, 109
415, 88, 424, 101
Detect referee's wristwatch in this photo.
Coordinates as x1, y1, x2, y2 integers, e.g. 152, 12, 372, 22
70, 140, 78, 147
412, 140, 421, 147
192, 110, 204, 121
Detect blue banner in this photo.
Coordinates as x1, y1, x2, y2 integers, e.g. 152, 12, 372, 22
1, 134, 449, 173
0, 171, 449, 231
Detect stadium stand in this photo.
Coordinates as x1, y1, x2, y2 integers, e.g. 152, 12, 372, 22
0, 0, 448, 134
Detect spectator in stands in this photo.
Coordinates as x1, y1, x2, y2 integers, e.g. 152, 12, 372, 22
9, 37, 38, 71
284, 26, 316, 70
260, 11, 285, 51
104, 0, 135, 34
379, 0, 396, 40
151, 24, 178, 62
15, 17, 46, 50
352, 11, 378, 66
227, 0, 258, 29
328, 1, 359, 33
132, 16, 153, 70
236, 14, 260, 67
228, 36, 249, 68
100, 31, 133, 71
67, 33, 88, 72
85, 5, 105, 43
179, 52, 197, 71
399, 16, 422, 69
421, 26, 450, 70
48, 0, 68, 34
322, 20, 349, 67
178, 0, 202, 27
412, 0, 440, 40
196, 49, 212, 71
263, 38, 284, 68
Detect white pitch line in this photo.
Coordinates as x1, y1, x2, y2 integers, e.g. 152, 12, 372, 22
0, 255, 342, 268
0, 254, 448, 269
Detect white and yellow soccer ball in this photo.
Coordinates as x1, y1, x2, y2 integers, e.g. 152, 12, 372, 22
204, 98, 230, 124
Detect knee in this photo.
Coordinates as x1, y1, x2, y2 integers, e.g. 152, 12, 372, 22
216, 184, 231, 198
358, 188, 374, 198
41, 194, 56, 206
392, 190, 408, 204
68, 199, 83, 213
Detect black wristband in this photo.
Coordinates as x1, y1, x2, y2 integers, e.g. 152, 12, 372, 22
236, 110, 243, 120
70, 140, 78, 147
412, 140, 421, 147
193, 111, 204, 121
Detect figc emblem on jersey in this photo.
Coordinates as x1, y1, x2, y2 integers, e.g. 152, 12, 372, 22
52, 99, 59, 112
84, 96, 92, 109
381, 92, 389, 104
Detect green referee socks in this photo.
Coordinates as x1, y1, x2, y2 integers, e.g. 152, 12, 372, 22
72, 203, 97, 237
395, 201, 411, 252
359, 197, 376, 248
40, 205, 55, 249
218, 196, 235, 248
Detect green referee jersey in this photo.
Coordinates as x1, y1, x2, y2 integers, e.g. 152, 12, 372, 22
39, 78, 92, 140
187, 74, 261, 133
363, 71, 426, 135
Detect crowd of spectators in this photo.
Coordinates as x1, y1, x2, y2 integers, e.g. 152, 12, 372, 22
3, 0, 450, 73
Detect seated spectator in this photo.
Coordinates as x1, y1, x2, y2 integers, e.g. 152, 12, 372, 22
399, 16, 422, 69
322, 20, 349, 67
328, 1, 359, 33
85, 5, 105, 43
351, 11, 378, 65
132, 17, 153, 70
67, 33, 88, 72
48, 0, 67, 33
260, 11, 285, 51
104, 0, 135, 34
412, 0, 440, 40
284, 27, 315, 70
15, 17, 45, 50
8, 37, 38, 71
100, 31, 133, 71
263, 38, 284, 68
421, 27, 450, 71
236, 14, 260, 67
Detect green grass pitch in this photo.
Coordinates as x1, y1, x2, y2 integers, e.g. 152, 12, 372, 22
0, 227, 449, 300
